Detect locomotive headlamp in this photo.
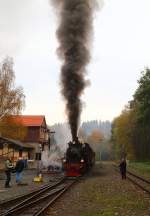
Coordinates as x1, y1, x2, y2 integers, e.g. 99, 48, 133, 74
63, 159, 66, 162
81, 159, 84, 163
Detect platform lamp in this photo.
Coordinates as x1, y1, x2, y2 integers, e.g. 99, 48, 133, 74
34, 143, 42, 181
33, 143, 43, 182
49, 131, 55, 150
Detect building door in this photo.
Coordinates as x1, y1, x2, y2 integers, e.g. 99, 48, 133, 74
19, 150, 22, 157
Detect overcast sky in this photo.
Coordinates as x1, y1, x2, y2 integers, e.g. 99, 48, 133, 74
0, 0, 150, 125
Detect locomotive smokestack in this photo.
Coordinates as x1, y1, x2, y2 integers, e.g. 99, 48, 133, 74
51, 0, 98, 141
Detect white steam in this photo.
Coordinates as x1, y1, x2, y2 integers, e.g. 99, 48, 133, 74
41, 144, 62, 169
51, 123, 72, 153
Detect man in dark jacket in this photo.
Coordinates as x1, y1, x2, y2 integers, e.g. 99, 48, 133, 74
119, 158, 127, 179
15, 157, 24, 184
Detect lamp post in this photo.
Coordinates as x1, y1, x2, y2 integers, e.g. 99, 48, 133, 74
48, 131, 55, 150
99, 151, 101, 161
36, 143, 42, 176
50, 131, 55, 140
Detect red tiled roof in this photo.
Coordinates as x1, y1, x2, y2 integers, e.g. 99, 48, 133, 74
12, 115, 46, 127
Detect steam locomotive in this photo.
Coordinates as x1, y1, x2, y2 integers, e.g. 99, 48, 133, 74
62, 138, 95, 177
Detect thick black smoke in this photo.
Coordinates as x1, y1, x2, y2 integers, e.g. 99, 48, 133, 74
51, 0, 98, 141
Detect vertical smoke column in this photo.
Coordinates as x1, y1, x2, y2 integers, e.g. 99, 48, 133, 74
52, 0, 97, 141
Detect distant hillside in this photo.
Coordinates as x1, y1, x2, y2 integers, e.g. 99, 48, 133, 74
81, 120, 111, 139
49, 120, 112, 152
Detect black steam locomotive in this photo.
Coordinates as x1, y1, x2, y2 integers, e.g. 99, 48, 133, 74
62, 138, 95, 177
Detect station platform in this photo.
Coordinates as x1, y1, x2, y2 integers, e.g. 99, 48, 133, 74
0, 169, 63, 203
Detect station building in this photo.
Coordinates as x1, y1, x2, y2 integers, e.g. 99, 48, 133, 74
0, 115, 50, 169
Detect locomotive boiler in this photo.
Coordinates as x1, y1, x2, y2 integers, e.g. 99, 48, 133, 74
62, 137, 95, 177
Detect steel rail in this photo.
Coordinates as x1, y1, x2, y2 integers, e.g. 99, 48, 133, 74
33, 178, 78, 216
113, 165, 150, 194
2, 186, 66, 216
127, 176, 150, 194
0, 177, 65, 206
0, 182, 54, 206
127, 171, 150, 184
2, 178, 78, 216
0, 177, 65, 215
34, 178, 78, 216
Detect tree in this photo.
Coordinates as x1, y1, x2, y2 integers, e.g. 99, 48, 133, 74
0, 57, 26, 140
87, 129, 104, 153
112, 68, 150, 160
0, 57, 25, 119
87, 129, 104, 145
0, 116, 27, 140
132, 68, 150, 125
129, 68, 150, 159
111, 107, 135, 160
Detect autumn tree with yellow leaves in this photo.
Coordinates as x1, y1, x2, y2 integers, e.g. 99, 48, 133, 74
0, 57, 26, 140
0, 116, 27, 140
111, 107, 136, 160
86, 129, 104, 153
112, 68, 150, 160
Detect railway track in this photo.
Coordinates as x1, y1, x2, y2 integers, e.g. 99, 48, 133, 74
114, 164, 150, 194
126, 170, 150, 194
0, 177, 78, 216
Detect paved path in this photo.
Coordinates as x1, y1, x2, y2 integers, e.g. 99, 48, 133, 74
0, 169, 63, 203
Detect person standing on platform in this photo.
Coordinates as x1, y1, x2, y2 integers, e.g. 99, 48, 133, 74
119, 158, 127, 179
4, 158, 13, 188
15, 157, 24, 184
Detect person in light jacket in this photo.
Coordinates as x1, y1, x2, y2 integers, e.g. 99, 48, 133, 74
5, 158, 13, 188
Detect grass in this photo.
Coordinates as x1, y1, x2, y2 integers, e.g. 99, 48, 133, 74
79, 180, 147, 216
80, 194, 146, 216
81, 210, 117, 216
80, 205, 118, 216
128, 161, 150, 179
